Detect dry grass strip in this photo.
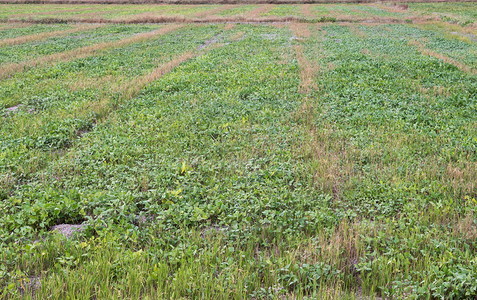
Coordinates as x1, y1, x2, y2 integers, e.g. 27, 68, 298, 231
0, 24, 103, 48
224, 23, 236, 30
290, 23, 355, 199
302, 4, 315, 18
409, 39, 476, 74
0, 24, 183, 80
295, 44, 316, 94
120, 51, 197, 100
247, 4, 274, 18
290, 23, 316, 94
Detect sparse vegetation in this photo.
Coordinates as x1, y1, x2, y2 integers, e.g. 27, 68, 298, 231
0, 2, 476, 299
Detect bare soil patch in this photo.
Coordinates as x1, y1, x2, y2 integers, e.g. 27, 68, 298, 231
50, 223, 86, 238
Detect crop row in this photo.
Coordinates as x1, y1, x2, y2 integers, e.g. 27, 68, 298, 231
0, 20, 476, 298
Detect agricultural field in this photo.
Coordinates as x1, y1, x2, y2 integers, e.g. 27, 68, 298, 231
0, 2, 476, 299
0, 2, 476, 24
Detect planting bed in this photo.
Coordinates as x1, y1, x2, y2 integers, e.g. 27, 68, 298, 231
0, 2, 476, 299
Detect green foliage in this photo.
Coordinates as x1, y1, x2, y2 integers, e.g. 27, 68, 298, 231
0, 13, 476, 300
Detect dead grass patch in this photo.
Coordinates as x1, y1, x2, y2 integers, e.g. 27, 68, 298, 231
297, 220, 363, 273
414, 21, 477, 43
417, 85, 451, 97
224, 23, 236, 30
0, 24, 102, 47
294, 44, 318, 94
452, 213, 477, 241
0, 24, 183, 80
290, 24, 316, 94
302, 4, 314, 18
246, 4, 273, 18
229, 30, 244, 41
445, 161, 477, 196
305, 125, 356, 198
355, 125, 476, 198
290, 23, 356, 198
290, 22, 311, 38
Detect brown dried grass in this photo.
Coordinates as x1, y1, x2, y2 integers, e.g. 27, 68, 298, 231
296, 220, 363, 272
0, 24, 102, 47
121, 51, 197, 99
306, 125, 356, 198
224, 23, 236, 30
294, 44, 318, 93
301, 4, 315, 18
229, 30, 244, 41
290, 23, 315, 93
417, 85, 450, 97
290, 22, 311, 38
445, 161, 477, 196
452, 213, 477, 241
247, 4, 274, 18
290, 24, 356, 198
0, 24, 183, 80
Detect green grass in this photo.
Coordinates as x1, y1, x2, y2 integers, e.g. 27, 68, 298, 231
214, 4, 257, 17
0, 4, 476, 299
0, 24, 73, 39
262, 5, 302, 17
409, 2, 477, 26
0, 4, 229, 21
0, 4, 98, 17
0, 25, 161, 65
